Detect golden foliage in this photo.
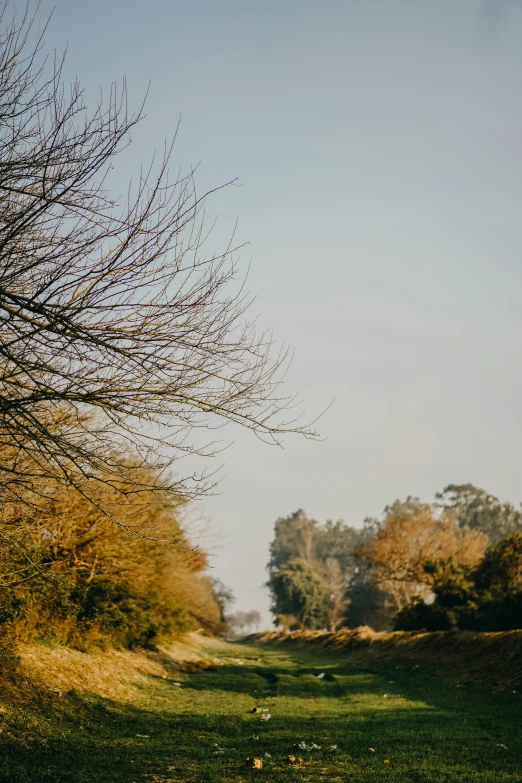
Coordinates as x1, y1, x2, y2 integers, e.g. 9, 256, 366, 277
0, 465, 223, 645
359, 502, 488, 611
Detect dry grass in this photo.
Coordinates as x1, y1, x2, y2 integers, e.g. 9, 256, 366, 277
8, 632, 224, 706
253, 627, 522, 691
19, 643, 167, 703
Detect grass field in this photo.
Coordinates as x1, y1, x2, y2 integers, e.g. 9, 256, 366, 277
1, 636, 521, 782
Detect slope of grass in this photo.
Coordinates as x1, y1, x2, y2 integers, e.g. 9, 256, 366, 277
0, 635, 520, 782
254, 627, 522, 692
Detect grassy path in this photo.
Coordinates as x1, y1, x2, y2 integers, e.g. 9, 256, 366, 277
2, 638, 521, 782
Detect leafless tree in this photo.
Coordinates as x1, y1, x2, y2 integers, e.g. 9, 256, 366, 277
227, 609, 261, 636
0, 3, 316, 532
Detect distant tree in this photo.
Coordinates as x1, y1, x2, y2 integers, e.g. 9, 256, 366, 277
227, 610, 248, 635
227, 609, 261, 635
268, 510, 318, 571
474, 530, 522, 595
314, 519, 366, 582
209, 578, 235, 626
268, 512, 364, 575
359, 498, 487, 612
395, 532, 522, 632
245, 609, 262, 632
267, 559, 330, 630
344, 565, 391, 631
267, 510, 367, 629
266, 487, 522, 633
435, 484, 522, 543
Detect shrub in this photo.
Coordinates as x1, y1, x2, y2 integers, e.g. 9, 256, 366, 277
0, 570, 194, 649
395, 533, 522, 632
0, 471, 225, 649
395, 599, 457, 632
459, 591, 522, 632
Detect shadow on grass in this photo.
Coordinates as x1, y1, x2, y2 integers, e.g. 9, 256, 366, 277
180, 663, 381, 700
1, 645, 521, 782
1, 694, 521, 783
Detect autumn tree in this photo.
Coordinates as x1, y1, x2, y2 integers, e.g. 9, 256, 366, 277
0, 4, 315, 543
359, 498, 488, 612
0, 468, 223, 645
395, 531, 522, 632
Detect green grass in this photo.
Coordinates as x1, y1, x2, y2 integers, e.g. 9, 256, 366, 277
1, 639, 521, 782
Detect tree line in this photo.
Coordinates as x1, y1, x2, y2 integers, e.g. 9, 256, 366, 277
266, 484, 522, 632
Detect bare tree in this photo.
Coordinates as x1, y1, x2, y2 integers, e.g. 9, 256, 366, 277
245, 609, 262, 633
227, 609, 261, 636
0, 4, 316, 530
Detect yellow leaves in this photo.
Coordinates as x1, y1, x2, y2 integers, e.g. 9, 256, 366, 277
360, 501, 488, 610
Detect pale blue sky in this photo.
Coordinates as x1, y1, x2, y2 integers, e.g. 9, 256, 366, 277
41, 0, 522, 624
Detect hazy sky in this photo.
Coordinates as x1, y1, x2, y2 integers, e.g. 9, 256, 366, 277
40, 0, 522, 624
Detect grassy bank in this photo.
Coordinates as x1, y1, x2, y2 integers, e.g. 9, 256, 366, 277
0, 634, 520, 781
252, 628, 522, 692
